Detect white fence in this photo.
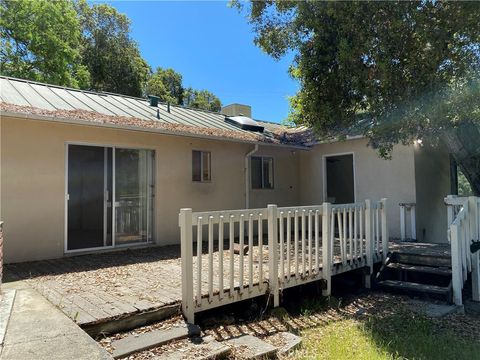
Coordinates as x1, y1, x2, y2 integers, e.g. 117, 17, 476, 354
445, 196, 480, 305
179, 199, 388, 323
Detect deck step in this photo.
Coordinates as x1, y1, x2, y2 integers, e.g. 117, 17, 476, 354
378, 280, 450, 296
386, 263, 452, 276
394, 253, 451, 267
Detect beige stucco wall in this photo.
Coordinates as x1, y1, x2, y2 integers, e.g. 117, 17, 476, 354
414, 143, 451, 243
1, 116, 301, 263
1, 115, 452, 263
298, 138, 417, 239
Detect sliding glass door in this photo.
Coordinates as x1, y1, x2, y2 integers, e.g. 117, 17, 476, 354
114, 148, 154, 245
67, 144, 154, 251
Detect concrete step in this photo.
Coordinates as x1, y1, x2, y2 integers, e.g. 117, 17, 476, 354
394, 252, 451, 267
111, 321, 201, 359
386, 262, 452, 276
378, 280, 450, 296
225, 334, 277, 359
154, 335, 231, 360
265, 332, 302, 357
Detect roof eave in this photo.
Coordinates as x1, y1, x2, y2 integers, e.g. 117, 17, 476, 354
0, 110, 310, 150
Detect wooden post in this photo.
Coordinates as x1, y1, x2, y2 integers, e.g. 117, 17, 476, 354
469, 197, 480, 302
268, 204, 279, 307
450, 223, 463, 305
400, 205, 406, 241
410, 204, 416, 240
381, 198, 389, 261
446, 195, 455, 226
322, 202, 332, 296
365, 200, 374, 288
179, 209, 194, 323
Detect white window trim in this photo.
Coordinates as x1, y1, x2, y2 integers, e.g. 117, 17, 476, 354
251, 156, 274, 190
192, 150, 211, 183
322, 152, 356, 203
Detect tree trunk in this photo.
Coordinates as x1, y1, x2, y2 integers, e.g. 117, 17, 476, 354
442, 120, 480, 196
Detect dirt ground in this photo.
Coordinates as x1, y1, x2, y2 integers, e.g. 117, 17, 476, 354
97, 290, 480, 359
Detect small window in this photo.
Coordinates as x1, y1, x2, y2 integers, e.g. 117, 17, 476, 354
251, 156, 274, 189
192, 150, 211, 182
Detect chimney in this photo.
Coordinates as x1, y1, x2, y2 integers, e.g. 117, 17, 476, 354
221, 103, 252, 118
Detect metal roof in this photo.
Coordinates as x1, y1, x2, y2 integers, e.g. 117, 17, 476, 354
0, 76, 290, 138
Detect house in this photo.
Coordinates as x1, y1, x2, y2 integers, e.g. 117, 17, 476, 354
0, 76, 453, 263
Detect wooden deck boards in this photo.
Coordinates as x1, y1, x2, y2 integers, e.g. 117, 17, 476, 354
4, 246, 185, 327
3, 241, 441, 329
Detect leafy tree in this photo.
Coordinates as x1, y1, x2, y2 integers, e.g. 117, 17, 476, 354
146, 67, 184, 104
0, 0, 89, 88
76, 0, 149, 97
183, 87, 222, 112
239, 1, 480, 194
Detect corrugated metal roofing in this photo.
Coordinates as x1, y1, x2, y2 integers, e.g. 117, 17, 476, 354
0, 76, 289, 137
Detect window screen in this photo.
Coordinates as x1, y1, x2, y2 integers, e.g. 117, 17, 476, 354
251, 156, 274, 189
192, 150, 211, 182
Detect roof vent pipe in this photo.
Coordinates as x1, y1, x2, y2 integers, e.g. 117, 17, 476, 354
156, 109, 160, 119
148, 95, 159, 107
167, 102, 171, 113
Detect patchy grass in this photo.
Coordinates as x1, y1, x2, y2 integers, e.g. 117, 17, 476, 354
292, 296, 480, 360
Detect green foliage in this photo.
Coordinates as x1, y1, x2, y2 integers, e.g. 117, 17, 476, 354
0, 0, 223, 107
458, 170, 473, 196
183, 87, 222, 112
0, 0, 89, 88
76, 0, 149, 97
293, 304, 480, 360
146, 67, 184, 105
241, 0, 480, 193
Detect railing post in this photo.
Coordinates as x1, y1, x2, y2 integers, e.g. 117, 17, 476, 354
400, 205, 406, 241
410, 204, 416, 240
365, 199, 374, 288
268, 204, 279, 307
381, 199, 389, 261
322, 202, 332, 296
450, 223, 463, 305
469, 196, 480, 302
179, 208, 194, 323
447, 195, 455, 226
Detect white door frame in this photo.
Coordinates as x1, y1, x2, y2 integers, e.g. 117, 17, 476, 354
64, 142, 155, 254
322, 152, 356, 203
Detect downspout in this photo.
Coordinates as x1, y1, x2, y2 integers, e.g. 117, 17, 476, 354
245, 144, 259, 209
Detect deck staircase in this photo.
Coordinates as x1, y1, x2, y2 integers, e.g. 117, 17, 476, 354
376, 242, 453, 302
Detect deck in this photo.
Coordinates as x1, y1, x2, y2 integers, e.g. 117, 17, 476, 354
4, 241, 447, 334
4, 246, 186, 334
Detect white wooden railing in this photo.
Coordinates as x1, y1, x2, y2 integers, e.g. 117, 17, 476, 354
179, 199, 388, 323
445, 196, 480, 305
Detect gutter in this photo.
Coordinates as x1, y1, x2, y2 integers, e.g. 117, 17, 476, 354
0, 110, 309, 150
245, 144, 259, 209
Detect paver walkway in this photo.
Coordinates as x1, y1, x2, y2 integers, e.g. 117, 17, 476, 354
0, 281, 112, 360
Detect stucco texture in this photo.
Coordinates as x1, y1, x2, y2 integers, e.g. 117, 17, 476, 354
1, 116, 302, 262
298, 138, 417, 239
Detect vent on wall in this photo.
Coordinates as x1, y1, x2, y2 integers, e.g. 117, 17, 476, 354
225, 116, 264, 133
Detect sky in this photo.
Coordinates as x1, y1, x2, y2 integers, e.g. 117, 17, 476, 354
101, 0, 298, 123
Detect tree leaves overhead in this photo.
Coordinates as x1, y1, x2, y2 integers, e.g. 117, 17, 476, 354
146, 67, 184, 105
0, 0, 223, 109
0, 0, 89, 88
183, 88, 222, 112
75, 0, 149, 97
241, 0, 480, 194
